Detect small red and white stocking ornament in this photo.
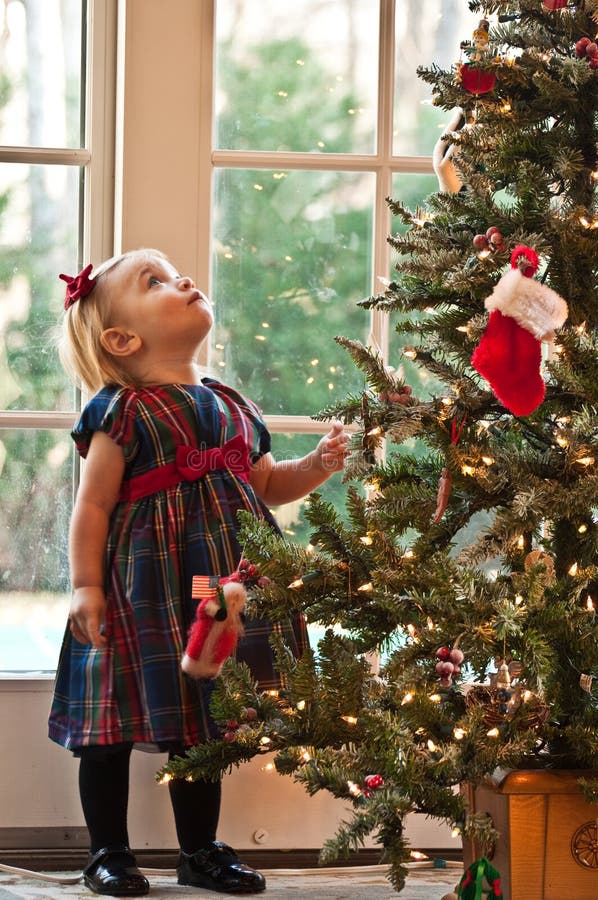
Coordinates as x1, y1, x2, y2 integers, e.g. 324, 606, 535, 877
471, 245, 568, 416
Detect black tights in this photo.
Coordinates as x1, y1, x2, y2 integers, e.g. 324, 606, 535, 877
78, 744, 221, 855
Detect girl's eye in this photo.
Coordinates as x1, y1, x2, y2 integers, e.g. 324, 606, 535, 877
148, 276, 162, 287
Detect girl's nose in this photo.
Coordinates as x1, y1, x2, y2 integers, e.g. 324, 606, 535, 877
178, 275, 195, 289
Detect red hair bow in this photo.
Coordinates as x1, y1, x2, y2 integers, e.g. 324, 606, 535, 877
59, 263, 96, 310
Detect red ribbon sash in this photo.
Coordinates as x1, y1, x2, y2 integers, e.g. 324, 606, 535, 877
118, 433, 250, 502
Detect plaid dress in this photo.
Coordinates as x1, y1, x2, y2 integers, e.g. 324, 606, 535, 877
48, 380, 308, 751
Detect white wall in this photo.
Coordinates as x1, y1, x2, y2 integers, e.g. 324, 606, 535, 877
0, 679, 450, 851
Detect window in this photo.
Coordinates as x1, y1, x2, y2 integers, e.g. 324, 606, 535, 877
0, 0, 477, 674
211, 0, 477, 542
0, 0, 116, 675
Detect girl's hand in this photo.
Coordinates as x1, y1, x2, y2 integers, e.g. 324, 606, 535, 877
69, 586, 107, 649
314, 422, 349, 474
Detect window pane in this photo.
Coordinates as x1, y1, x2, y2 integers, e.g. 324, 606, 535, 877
0, 163, 79, 410
212, 168, 374, 415
268, 432, 356, 547
394, 1, 478, 156
390, 172, 444, 400
215, 0, 379, 154
0, 0, 83, 148
0, 429, 71, 674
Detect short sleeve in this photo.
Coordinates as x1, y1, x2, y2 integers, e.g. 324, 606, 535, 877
72, 387, 139, 464
202, 378, 271, 462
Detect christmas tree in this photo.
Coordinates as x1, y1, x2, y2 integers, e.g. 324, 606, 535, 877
161, 1, 598, 891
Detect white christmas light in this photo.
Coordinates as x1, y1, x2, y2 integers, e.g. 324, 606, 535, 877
577, 455, 595, 467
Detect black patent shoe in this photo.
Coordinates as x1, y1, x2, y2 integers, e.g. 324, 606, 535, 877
83, 845, 149, 896
177, 841, 266, 894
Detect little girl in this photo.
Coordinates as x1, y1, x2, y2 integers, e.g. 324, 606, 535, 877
48, 249, 348, 897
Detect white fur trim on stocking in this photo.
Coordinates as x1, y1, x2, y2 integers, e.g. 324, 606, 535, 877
484, 268, 568, 341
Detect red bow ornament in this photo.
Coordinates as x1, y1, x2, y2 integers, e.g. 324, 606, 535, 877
59, 263, 96, 310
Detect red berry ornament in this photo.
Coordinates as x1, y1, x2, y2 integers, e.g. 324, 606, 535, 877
586, 43, 598, 59
449, 648, 465, 665
489, 231, 503, 248
576, 37, 591, 57
473, 234, 489, 250
438, 661, 455, 676
242, 706, 258, 721
223, 731, 237, 742
436, 646, 452, 661
364, 774, 385, 790
542, 0, 567, 9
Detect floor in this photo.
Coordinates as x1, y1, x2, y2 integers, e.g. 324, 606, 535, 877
0, 863, 460, 899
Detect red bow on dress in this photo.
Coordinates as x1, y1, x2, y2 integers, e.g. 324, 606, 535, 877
59, 263, 96, 310
175, 434, 251, 482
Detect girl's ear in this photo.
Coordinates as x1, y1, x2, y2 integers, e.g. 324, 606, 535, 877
100, 327, 142, 357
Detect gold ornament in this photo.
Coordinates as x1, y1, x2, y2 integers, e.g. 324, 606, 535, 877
465, 684, 549, 730
524, 549, 556, 584
496, 662, 511, 689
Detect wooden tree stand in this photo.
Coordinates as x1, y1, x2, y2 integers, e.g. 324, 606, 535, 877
462, 770, 598, 900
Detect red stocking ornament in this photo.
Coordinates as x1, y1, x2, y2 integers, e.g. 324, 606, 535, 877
471, 246, 568, 416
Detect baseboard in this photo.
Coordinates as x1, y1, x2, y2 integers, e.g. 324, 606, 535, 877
0, 847, 461, 873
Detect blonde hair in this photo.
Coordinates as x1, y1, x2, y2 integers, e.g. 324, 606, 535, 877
59, 248, 169, 393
